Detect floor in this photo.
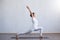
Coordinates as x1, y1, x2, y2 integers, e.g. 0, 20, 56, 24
0, 33, 60, 40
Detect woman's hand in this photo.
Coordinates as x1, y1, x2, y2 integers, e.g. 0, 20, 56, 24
26, 6, 30, 10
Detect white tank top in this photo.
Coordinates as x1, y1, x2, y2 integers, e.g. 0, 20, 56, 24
32, 17, 39, 29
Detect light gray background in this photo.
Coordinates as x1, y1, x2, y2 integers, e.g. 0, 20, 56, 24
0, 0, 60, 33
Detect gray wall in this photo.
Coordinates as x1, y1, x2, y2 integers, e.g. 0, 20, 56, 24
0, 0, 60, 33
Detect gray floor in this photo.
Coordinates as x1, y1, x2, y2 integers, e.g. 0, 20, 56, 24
0, 33, 60, 40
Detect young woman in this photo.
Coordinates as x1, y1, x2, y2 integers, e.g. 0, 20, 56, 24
26, 6, 43, 36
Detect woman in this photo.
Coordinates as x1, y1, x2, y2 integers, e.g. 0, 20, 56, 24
26, 6, 43, 36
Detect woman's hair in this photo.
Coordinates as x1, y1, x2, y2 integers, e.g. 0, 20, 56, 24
30, 14, 32, 17
30, 12, 35, 17
33, 12, 35, 16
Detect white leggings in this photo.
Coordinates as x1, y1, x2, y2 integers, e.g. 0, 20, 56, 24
33, 27, 43, 36
22, 27, 43, 36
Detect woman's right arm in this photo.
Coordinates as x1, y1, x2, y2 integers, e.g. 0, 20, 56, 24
26, 6, 32, 15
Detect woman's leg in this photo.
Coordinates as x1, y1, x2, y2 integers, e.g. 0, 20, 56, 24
33, 26, 43, 36
39, 27, 43, 36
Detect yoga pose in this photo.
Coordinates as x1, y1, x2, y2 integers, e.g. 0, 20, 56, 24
19, 6, 43, 36
26, 6, 43, 36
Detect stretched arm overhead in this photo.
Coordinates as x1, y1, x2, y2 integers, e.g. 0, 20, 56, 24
26, 6, 35, 17
26, 6, 32, 14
